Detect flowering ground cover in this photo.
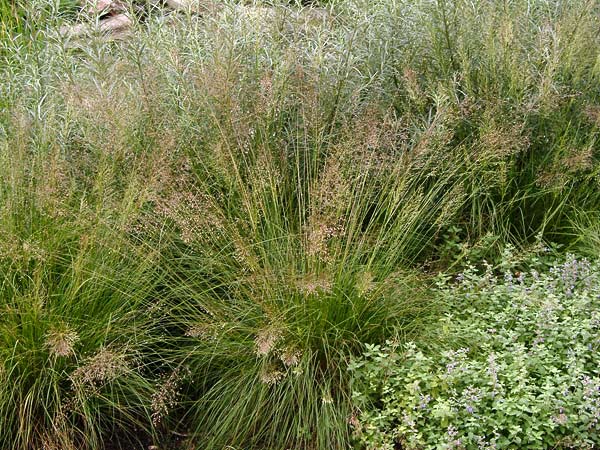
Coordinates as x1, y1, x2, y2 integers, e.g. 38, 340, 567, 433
351, 254, 600, 449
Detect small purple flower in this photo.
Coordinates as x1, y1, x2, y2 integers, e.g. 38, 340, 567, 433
419, 394, 431, 409
447, 361, 458, 373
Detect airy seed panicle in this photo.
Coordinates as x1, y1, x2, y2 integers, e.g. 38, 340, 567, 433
45, 327, 79, 357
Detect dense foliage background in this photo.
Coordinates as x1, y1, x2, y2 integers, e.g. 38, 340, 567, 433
1, 0, 599, 448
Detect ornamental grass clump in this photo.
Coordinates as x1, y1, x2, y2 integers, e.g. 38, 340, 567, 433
0, 216, 161, 449
350, 254, 600, 449
147, 11, 473, 447
0, 156, 162, 449
0, 33, 167, 449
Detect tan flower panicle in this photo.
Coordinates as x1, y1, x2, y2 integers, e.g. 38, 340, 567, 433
279, 346, 302, 367
151, 367, 190, 426
259, 366, 285, 386
255, 327, 283, 356
45, 327, 79, 357
296, 274, 333, 296
71, 348, 131, 388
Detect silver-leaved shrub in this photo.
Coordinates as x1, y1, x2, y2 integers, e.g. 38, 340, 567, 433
349, 255, 600, 449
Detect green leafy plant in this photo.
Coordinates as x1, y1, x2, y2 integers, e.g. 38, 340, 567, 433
350, 254, 600, 449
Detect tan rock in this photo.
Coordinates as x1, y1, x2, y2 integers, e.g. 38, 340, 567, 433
59, 13, 132, 39
59, 22, 88, 39
82, 0, 125, 16
99, 13, 133, 34
166, 0, 210, 13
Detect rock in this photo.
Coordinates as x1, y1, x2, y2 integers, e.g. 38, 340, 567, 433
166, 0, 210, 14
99, 13, 133, 36
59, 13, 132, 40
59, 22, 89, 39
81, 0, 125, 16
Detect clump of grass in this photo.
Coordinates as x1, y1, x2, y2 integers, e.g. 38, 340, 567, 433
124, 7, 471, 447
0, 41, 167, 448
0, 181, 161, 449
343, 0, 600, 253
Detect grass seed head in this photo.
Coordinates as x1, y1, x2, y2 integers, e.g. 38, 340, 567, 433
279, 346, 302, 367
255, 326, 283, 357
151, 367, 190, 426
45, 327, 79, 358
259, 365, 285, 386
71, 348, 131, 388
